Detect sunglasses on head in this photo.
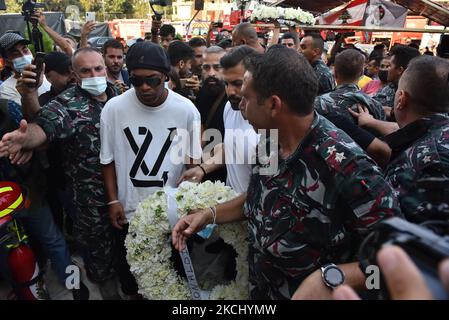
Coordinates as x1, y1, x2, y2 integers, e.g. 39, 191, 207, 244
129, 76, 163, 88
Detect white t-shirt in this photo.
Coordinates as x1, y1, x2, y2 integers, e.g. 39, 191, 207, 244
100, 88, 202, 219
0, 76, 51, 105
223, 102, 259, 194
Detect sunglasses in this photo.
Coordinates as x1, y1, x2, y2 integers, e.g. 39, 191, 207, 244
129, 76, 163, 88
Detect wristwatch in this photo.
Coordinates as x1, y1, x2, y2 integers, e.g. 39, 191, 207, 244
321, 263, 345, 289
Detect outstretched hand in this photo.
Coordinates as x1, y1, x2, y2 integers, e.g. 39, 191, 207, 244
9, 149, 33, 166
171, 209, 211, 251
176, 166, 205, 186
0, 120, 29, 158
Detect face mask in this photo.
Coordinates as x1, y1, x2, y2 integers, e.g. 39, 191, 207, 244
364, 68, 370, 77
81, 77, 107, 96
12, 54, 33, 73
378, 70, 389, 83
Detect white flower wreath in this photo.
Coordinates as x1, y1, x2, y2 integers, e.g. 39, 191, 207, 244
250, 5, 315, 26
125, 181, 249, 300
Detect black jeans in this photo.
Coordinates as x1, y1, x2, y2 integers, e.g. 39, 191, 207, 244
114, 224, 139, 296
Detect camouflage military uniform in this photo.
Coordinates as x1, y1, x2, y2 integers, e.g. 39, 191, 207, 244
384, 114, 449, 218
373, 83, 396, 108
244, 113, 401, 300
34, 85, 118, 282
314, 84, 386, 124
312, 59, 336, 95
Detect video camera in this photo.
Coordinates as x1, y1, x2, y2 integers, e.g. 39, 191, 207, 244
150, 0, 172, 6
359, 217, 449, 300
149, 0, 172, 21
21, 0, 45, 22
406, 177, 449, 228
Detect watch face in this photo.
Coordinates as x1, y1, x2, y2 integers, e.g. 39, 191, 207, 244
325, 267, 344, 287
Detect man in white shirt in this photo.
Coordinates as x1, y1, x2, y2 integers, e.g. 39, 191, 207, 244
178, 45, 259, 194
0, 32, 51, 105
100, 41, 202, 299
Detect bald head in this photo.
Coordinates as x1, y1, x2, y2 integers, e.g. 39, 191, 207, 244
399, 55, 449, 115
232, 23, 264, 53
299, 33, 325, 63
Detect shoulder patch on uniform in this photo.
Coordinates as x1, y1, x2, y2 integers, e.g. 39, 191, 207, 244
411, 137, 441, 171
315, 133, 360, 173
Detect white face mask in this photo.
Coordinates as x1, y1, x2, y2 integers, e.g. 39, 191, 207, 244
12, 54, 33, 73
81, 77, 107, 96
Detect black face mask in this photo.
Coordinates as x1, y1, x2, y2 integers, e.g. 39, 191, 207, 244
379, 70, 389, 83
364, 68, 371, 77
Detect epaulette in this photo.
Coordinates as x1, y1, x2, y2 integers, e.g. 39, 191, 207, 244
411, 138, 440, 172
315, 134, 359, 174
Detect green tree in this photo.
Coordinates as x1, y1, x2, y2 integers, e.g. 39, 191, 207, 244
5, 0, 22, 13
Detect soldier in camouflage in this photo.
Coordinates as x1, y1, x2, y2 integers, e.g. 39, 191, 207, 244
383, 56, 449, 219
373, 82, 396, 108
315, 49, 386, 124
0, 48, 120, 299
171, 48, 401, 300
373, 45, 420, 110
299, 33, 336, 95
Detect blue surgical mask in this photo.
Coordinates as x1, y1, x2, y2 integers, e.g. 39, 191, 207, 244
12, 54, 33, 73
81, 77, 107, 96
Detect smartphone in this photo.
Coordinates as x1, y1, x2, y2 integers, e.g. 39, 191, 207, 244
180, 78, 188, 89
31, 52, 46, 88
86, 12, 96, 22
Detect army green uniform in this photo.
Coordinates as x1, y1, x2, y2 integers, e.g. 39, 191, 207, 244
373, 83, 396, 108
312, 59, 336, 95
244, 113, 401, 299
314, 83, 386, 124
384, 114, 449, 218
34, 85, 118, 282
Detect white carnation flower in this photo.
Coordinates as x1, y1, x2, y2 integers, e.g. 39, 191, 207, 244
126, 181, 249, 300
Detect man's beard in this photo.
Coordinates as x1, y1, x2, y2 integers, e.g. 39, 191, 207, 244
228, 95, 242, 110
108, 64, 122, 74
203, 76, 225, 96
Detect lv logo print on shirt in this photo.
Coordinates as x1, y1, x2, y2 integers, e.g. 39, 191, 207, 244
124, 126, 177, 187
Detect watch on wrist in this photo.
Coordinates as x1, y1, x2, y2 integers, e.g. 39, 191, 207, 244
321, 263, 345, 289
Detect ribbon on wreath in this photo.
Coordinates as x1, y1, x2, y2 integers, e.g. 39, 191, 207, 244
166, 187, 210, 300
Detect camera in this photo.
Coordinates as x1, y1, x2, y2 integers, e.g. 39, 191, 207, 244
21, 0, 44, 22
150, 0, 172, 6
405, 177, 449, 225
149, 0, 172, 20
359, 217, 449, 300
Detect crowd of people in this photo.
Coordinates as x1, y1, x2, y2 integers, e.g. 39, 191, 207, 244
0, 16, 448, 301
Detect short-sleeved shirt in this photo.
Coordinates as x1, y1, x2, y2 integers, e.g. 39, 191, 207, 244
314, 83, 386, 124
244, 113, 401, 300
34, 84, 118, 207
312, 59, 336, 95
384, 114, 449, 217
0, 76, 51, 105
100, 88, 202, 220
373, 82, 396, 108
